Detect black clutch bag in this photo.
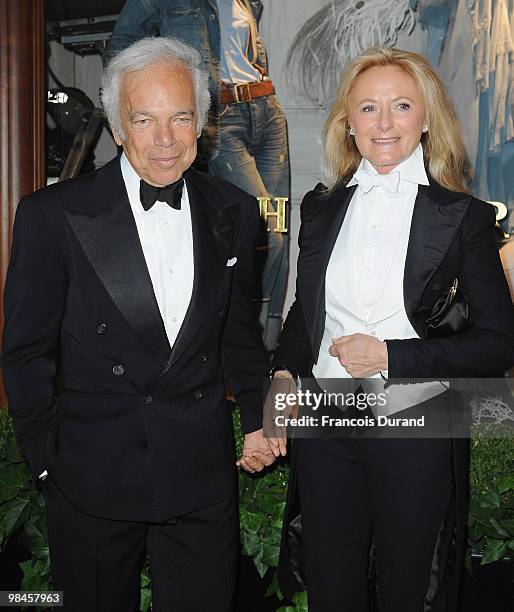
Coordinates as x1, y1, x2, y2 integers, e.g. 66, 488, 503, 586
425, 278, 471, 339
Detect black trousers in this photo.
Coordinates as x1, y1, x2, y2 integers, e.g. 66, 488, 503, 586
43, 482, 238, 612
296, 436, 454, 612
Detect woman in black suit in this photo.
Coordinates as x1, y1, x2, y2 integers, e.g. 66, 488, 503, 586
272, 48, 514, 611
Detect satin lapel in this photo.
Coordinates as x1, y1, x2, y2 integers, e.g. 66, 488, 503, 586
64, 159, 170, 367
167, 171, 235, 368
403, 183, 471, 323
299, 184, 356, 359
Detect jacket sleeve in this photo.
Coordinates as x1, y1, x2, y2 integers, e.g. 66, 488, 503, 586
386, 202, 514, 377
272, 191, 315, 377
2, 196, 68, 477
221, 197, 269, 434
104, 0, 160, 65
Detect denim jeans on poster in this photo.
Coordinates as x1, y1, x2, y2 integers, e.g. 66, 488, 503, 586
208, 93, 290, 351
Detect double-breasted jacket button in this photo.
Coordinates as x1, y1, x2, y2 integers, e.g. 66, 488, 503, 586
144, 394, 153, 405
96, 322, 108, 334
193, 390, 204, 401
200, 353, 208, 363
112, 364, 124, 376
432, 283, 442, 291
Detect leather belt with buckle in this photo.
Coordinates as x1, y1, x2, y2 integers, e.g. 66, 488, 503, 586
220, 79, 275, 104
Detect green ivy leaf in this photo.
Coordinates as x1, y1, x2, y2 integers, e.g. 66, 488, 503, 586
467, 523, 485, 550
140, 586, 152, 612
265, 569, 283, 599
488, 517, 510, 539
497, 476, 514, 494
261, 543, 280, 568
292, 590, 309, 611
481, 539, 508, 564
242, 532, 262, 557
240, 510, 265, 535
18, 513, 50, 561
5, 439, 25, 464
0, 462, 30, 503
480, 491, 501, 509
272, 502, 287, 520
252, 547, 267, 578
266, 527, 283, 547
468, 507, 498, 535
140, 569, 151, 588
2, 496, 30, 542
138, 561, 152, 611
19, 558, 52, 593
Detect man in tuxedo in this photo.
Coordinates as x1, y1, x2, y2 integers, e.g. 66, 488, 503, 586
2, 36, 281, 611
106, 0, 290, 352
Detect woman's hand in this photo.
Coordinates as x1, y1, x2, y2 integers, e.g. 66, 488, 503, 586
329, 333, 388, 377
236, 429, 278, 473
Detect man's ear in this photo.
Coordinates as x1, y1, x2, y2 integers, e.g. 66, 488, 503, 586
112, 129, 123, 147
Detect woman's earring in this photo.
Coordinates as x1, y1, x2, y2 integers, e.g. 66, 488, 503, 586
349, 126, 355, 136
422, 125, 429, 133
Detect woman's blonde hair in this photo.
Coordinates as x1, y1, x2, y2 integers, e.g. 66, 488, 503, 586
323, 47, 472, 192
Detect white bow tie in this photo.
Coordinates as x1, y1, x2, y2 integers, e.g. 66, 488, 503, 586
352, 168, 401, 194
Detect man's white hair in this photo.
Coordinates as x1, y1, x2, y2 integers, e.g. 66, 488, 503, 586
101, 36, 211, 139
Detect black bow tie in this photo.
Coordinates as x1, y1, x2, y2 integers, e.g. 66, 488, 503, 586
139, 178, 184, 211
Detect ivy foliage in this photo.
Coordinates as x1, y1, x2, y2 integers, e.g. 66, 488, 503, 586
467, 424, 514, 569
1, 409, 513, 611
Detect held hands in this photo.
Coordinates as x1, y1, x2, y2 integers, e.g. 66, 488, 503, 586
329, 333, 388, 378
236, 371, 291, 473
236, 428, 286, 474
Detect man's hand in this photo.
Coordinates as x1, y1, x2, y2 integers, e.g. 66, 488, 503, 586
237, 428, 277, 473
329, 333, 388, 377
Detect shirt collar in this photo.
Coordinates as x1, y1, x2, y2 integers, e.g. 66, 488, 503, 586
120, 152, 189, 215
347, 143, 429, 188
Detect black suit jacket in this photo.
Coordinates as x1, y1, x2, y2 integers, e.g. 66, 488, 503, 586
2, 157, 269, 522
273, 179, 514, 606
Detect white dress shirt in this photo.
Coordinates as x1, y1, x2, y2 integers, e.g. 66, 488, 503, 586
120, 153, 194, 348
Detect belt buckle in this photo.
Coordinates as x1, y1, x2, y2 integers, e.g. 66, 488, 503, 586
234, 82, 251, 103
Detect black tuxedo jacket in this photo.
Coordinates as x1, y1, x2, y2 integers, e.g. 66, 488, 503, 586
2, 157, 269, 522
274, 179, 514, 377
273, 179, 514, 606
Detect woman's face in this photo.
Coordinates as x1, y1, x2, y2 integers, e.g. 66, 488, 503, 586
348, 65, 426, 174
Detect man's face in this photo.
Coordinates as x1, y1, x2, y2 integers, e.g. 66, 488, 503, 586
114, 61, 198, 186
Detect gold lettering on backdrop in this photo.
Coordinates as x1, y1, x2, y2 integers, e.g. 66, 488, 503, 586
258, 197, 288, 233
